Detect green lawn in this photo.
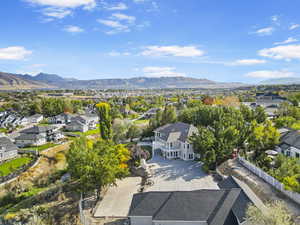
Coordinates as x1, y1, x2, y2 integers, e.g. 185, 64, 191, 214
69, 128, 99, 137
0, 157, 32, 177
0, 128, 8, 133
133, 119, 149, 125
21, 143, 58, 152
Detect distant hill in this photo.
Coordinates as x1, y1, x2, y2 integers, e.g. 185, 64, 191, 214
0, 71, 246, 90
22, 73, 245, 89
0, 72, 52, 90
260, 77, 300, 85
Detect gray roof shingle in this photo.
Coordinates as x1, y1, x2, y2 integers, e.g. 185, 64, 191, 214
129, 189, 241, 225
154, 122, 198, 142
280, 130, 300, 150
0, 137, 18, 152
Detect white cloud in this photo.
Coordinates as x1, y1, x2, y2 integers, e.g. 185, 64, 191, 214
271, 15, 280, 26
133, 0, 146, 3
289, 24, 300, 30
274, 37, 298, 45
104, 2, 128, 10
245, 70, 295, 79
231, 59, 266, 66
254, 27, 274, 36
26, 0, 95, 20
142, 66, 186, 77
142, 45, 204, 57
25, 0, 96, 9
111, 13, 136, 24
42, 7, 72, 19
64, 25, 84, 33
258, 44, 300, 60
108, 51, 131, 56
0, 46, 32, 60
97, 19, 129, 34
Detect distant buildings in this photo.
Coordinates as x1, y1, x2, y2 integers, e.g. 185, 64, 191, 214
0, 137, 19, 161
65, 114, 98, 132
27, 114, 44, 124
153, 122, 198, 161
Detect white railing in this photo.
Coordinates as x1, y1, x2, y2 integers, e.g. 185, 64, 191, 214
238, 156, 300, 205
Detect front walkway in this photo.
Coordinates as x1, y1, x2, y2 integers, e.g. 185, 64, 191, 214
146, 155, 219, 191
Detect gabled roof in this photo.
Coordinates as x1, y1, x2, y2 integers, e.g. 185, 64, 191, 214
0, 137, 18, 152
15, 133, 45, 141
20, 125, 55, 134
154, 122, 198, 142
67, 120, 86, 127
218, 176, 266, 223
280, 130, 300, 150
129, 189, 241, 225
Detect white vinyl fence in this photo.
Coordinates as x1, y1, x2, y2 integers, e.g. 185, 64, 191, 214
238, 156, 300, 205
79, 193, 93, 225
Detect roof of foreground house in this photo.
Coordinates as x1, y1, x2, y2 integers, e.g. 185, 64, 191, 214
154, 122, 198, 142
218, 176, 266, 224
129, 189, 241, 225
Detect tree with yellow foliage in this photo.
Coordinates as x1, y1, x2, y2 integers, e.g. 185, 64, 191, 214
66, 137, 130, 199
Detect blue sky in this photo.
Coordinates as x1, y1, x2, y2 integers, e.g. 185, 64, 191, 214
1, 0, 300, 83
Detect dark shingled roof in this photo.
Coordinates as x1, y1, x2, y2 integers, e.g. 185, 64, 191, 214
129, 189, 241, 225
279, 130, 300, 150
154, 122, 198, 142
15, 133, 45, 140
218, 176, 266, 223
20, 125, 55, 134
0, 137, 18, 152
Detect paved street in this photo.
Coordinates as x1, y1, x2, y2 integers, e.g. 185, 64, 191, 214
146, 155, 219, 191
94, 177, 141, 217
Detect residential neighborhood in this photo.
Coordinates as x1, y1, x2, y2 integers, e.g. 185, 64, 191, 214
1, 0, 300, 224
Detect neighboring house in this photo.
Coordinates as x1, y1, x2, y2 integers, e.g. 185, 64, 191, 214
70, 114, 98, 130
153, 122, 198, 161
65, 120, 88, 133
129, 176, 265, 225
0, 137, 19, 161
15, 125, 63, 147
27, 114, 44, 124
276, 130, 300, 158
49, 113, 73, 124
144, 108, 160, 118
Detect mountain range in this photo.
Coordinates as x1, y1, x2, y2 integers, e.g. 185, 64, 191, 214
260, 77, 300, 85
4, 71, 299, 90
0, 72, 247, 90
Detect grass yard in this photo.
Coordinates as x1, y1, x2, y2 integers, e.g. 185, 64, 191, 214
133, 119, 149, 125
0, 157, 32, 177
0, 128, 8, 133
21, 143, 58, 152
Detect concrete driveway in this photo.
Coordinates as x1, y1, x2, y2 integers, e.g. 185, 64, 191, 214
94, 177, 141, 217
146, 155, 219, 191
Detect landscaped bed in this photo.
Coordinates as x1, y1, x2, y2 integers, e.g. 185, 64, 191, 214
0, 157, 33, 177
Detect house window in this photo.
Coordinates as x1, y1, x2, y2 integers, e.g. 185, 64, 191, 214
187, 144, 190, 149
296, 153, 300, 158
170, 142, 173, 148
286, 151, 291, 157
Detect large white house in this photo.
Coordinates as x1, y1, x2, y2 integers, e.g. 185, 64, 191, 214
152, 122, 198, 160
276, 130, 300, 159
